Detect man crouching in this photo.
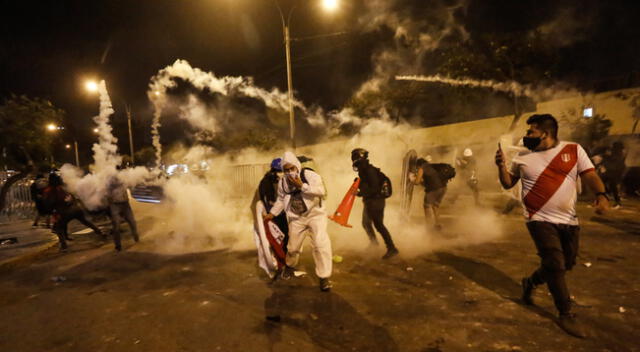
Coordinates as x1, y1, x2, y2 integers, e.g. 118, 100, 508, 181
264, 151, 333, 292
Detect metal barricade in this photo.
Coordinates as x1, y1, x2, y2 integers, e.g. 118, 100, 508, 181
232, 163, 270, 193
0, 172, 35, 221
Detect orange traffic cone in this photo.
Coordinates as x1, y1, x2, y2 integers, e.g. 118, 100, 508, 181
329, 178, 360, 228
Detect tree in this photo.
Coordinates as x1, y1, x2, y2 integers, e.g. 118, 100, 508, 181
435, 31, 558, 129
0, 95, 65, 212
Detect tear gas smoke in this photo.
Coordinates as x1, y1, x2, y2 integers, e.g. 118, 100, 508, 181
60, 80, 155, 210
147, 59, 308, 164
396, 75, 579, 101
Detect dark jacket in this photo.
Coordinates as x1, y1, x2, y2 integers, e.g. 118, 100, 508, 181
422, 163, 445, 191
357, 160, 384, 200
258, 170, 281, 212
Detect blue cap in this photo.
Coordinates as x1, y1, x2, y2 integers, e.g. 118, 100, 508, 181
270, 158, 282, 171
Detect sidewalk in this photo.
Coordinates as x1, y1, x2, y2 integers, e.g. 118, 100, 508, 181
0, 220, 58, 269
0, 218, 111, 270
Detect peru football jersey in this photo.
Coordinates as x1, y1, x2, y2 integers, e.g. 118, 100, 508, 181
509, 142, 595, 225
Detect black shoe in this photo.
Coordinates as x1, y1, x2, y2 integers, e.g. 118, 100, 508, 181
521, 277, 535, 305
382, 248, 399, 260
115, 245, 122, 252
133, 234, 140, 243
280, 266, 294, 280
319, 278, 332, 292
65, 236, 74, 241
558, 313, 587, 338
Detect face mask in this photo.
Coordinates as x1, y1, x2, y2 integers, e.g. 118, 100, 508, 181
285, 170, 299, 179
523, 136, 542, 151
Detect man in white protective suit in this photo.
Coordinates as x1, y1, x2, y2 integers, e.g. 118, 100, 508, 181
264, 151, 333, 292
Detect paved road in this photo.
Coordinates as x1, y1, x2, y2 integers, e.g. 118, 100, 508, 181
0, 199, 638, 351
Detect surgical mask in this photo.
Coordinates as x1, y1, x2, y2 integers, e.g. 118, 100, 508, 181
523, 136, 542, 151
285, 170, 299, 179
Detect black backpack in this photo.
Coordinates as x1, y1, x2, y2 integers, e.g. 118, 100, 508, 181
377, 168, 392, 198
430, 163, 456, 183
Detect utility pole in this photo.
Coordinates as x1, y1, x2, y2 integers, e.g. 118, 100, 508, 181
125, 104, 135, 165
73, 140, 80, 167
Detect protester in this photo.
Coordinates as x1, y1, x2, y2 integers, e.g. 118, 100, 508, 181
599, 141, 626, 208
30, 173, 50, 227
351, 148, 398, 259
264, 151, 333, 292
43, 173, 103, 251
258, 158, 288, 240
107, 174, 139, 251
496, 113, 609, 338
414, 157, 450, 231
456, 148, 480, 205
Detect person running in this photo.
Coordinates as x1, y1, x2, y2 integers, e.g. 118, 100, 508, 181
496, 113, 609, 338
351, 148, 398, 259
43, 173, 103, 251
414, 157, 448, 231
599, 141, 626, 208
456, 148, 480, 205
30, 173, 50, 227
258, 158, 288, 239
107, 174, 139, 251
264, 152, 333, 292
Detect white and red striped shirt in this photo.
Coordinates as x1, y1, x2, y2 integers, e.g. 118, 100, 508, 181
509, 141, 595, 225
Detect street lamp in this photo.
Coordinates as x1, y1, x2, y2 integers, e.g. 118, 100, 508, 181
275, 0, 339, 149
321, 0, 339, 11
85, 80, 99, 93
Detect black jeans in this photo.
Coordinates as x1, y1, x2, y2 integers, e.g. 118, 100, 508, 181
526, 221, 580, 315
54, 206, 102, 249
362, 198, 396, 250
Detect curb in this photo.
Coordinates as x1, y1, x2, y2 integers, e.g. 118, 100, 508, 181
0, 239, 59, 273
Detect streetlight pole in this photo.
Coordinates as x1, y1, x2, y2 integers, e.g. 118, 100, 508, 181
275, 0, 339, 150
73, 140, 80, 167
125, 104, 135, 165
275, 1, 297, 150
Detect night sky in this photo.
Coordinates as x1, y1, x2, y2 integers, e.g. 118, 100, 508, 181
1, 0, 639, 160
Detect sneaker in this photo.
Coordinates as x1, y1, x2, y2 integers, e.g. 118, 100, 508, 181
521, 277, 535, 305
280, 266, 294, 280
382, 248, 399, 260
319, 278, 332, 292
612, 204, 621, 210
558, 313, 587, 338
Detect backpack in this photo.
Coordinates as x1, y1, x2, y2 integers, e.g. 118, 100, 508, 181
376, 168, 392, 198
430, 163, 456, 183
300, 167, 327, 202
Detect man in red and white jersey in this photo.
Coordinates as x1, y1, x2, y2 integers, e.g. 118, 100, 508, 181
495, 114, 609, 338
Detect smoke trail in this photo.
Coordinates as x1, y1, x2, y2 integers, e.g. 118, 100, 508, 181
60, 80, 155, 210
147, 59, 307, 164
91, 80, 121, 172
395, 74, 579, 101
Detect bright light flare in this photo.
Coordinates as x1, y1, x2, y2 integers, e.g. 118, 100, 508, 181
46, 123, 57, 131
321, 0, 339, 12
85, 80, 99, 93
93, 128, 99, 133
65, 144, 71, 149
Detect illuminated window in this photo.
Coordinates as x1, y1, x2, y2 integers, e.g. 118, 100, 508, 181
583, 107, 593, 118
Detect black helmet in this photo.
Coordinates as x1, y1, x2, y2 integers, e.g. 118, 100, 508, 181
351, 148, 369, 162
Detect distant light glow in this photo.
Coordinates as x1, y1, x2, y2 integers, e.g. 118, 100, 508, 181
46, 123, 57, 131
65, 144, 71, 149
322, 0, 339, 12
93, 128, 99, 133
583, 107, 593, 118
85, 80, 99, 93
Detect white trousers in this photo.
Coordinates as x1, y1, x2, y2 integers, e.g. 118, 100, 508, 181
286, 211, 333, 279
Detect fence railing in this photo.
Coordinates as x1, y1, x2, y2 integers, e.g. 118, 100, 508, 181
231, 163, 270, 194
0, 171, 35, 222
